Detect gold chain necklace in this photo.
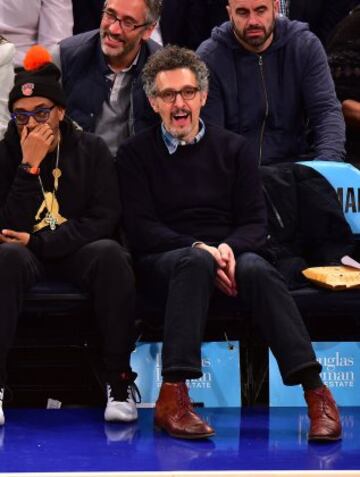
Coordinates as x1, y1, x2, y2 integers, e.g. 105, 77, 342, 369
37, 141, 62, 231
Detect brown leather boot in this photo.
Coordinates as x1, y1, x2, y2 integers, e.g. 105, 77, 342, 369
154, 382, 215, 439
304, 385, 342, 441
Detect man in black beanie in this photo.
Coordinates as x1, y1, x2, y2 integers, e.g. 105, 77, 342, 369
0, 46, 138, 426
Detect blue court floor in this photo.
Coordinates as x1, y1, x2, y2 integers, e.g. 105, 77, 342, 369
0, 406, 359, 474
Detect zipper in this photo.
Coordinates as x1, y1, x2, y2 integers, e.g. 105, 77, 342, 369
258, 55, 269, 166
263, 186, 285, 229
258, 56, 285, 230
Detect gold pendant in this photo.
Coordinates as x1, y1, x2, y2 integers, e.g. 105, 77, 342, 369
45, 212, 57, 231
52, 168, 62, 190
52, 167, 62, 179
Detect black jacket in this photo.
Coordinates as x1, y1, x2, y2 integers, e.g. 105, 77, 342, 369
0, 119, 121, 259
261, 163, 354, 288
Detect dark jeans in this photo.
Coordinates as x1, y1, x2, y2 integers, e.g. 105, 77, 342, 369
137, 247, 216, 380
137, 248, 321, 384
236, 252, 321, 384
0, 239, 135, 384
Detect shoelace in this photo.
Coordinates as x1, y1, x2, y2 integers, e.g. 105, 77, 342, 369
176, 383, 193, 418
108, 382, 141, 404
309, 388, 332, 418
128, 382, 141, 405
0, 385, 13, 404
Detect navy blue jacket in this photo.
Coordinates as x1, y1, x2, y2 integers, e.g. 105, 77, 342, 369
197, 18, 345, 165
60, 30, 160, 134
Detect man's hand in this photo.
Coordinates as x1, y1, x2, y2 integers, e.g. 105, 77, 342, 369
0, 229, 30, 246
216, 243, 237, 297
194, 242, 238, 296
20, 124, 55, 167
194, 242, 227, 269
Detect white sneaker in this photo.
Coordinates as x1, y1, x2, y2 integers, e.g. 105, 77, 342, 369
0, 388, 4, 426
104, 384, 138, 423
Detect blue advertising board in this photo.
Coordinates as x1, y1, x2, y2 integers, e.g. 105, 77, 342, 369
270, 342, 360, 406
130, 341, 241, 407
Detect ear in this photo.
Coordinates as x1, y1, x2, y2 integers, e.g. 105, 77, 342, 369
141, 23, 157, 42
200, 91, 208, 107
274, 0, 280, 15
148, 95, 160, 113
57, 106, 65, 121
226, 4, 232, 20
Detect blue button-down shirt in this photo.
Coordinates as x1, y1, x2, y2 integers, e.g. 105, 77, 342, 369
161, 119, 206, 155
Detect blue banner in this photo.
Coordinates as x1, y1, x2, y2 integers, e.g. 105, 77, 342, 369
130, 341, 241, 407
269, 342, 360, 406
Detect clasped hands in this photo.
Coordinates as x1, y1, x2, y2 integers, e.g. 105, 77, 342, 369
195, 242, 237, 297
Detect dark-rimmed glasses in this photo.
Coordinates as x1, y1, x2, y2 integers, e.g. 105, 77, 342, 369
11, 105, 56, 126
102, 9, 151, 32
156, 87, 200, 103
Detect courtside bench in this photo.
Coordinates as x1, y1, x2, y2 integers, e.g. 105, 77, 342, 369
10, 161, 360, 406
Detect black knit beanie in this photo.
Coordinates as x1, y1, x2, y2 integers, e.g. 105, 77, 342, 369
9, 45, 66, 112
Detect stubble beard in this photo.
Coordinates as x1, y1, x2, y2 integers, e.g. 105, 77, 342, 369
100, 29, 133, 60
233, 16, 276, 49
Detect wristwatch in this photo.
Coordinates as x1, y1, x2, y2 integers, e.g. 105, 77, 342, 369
19, 162, 41, 175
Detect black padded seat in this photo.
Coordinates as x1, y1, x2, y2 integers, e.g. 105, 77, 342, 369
291, 286, 360, 314
23, 280, 360, 318
24, 281, 89, 313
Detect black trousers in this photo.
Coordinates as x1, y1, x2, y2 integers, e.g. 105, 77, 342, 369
0, 239, 135, 384
136, 248, 321, 384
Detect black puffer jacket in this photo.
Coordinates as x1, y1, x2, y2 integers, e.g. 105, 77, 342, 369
261, 163, 354, 288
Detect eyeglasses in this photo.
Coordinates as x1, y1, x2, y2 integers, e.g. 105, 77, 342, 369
11, 105, 56, 126
156, 86, 200, 103
102, 9, 151, 32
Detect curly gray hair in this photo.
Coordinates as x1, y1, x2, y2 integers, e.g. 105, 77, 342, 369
104, 0, 162, 24
142, 45, 209, 97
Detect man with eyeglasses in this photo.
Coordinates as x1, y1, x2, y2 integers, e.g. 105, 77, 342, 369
117, 45, 341, 441
0, 46, 139, 427
59, 0, 162, 156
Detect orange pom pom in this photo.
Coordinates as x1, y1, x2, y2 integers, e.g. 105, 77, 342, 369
23, 45, 52, 71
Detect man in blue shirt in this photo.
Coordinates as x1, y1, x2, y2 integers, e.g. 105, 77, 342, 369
117, 45, 342, 441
